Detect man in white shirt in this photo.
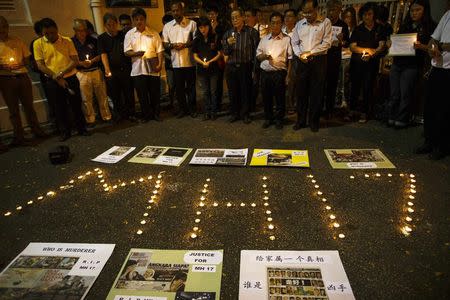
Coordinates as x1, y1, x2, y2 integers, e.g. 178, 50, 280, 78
257, 12, 293, 130
291, 0, 332, 132
415, 3, 450, 160
162, 1, 197, 118
125, 8, 164, 122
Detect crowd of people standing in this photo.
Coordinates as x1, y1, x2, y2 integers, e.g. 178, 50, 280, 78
0, 0, 449, 159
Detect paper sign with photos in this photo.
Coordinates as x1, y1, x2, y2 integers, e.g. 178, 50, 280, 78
92, 146, 136, 164
189, 148, 249, 166
0, 243, 115, 300
324, 149, 395, 169
250, 149, 310, 168
128, 146, 193, 166
239, 250, 354, 300
106, 249, 223, 300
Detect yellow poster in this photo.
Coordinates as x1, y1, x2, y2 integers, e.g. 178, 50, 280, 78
250, 149, 310, 168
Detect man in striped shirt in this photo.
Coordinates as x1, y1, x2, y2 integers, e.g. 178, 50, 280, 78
222, 8, 259, 124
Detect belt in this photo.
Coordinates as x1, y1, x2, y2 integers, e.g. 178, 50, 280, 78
79, 68, 99, 73
0, 73, 26, 78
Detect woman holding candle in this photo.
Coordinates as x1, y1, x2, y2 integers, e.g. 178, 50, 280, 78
192, 17, 222, 121
387, 0, 435, 129
349, 2, 387, 123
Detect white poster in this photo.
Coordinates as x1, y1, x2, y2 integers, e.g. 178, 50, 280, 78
92, 146, 136, 164
331, 26, 343, 41
0, 243, 115, 300
239, 250, 354, 300
389, 33, 417, 56
189, 148, 248, 166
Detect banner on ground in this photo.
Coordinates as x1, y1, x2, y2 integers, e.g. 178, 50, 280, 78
250, 149, 310, 168
189, 148, 248, 166
107, 249, 223, 300
128, 146, 192, 166
324, 149, 395, 169
0, 243, 115, 300
92, 146, 136, 164
239, 250, 354, 300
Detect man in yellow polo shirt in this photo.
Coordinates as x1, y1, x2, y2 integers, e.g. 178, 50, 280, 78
0, 16, 47, 147
34, 18, 88, 141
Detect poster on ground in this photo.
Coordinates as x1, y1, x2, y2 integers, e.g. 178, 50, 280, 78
128, 146, 193, 166
324, 149, 395, 169
189, 148, 248, 166
106, 249, 223, 300
92, 146, 136, 164
239, 250, 354, 300
0, 243, 115, 300
250, 149, 310, 168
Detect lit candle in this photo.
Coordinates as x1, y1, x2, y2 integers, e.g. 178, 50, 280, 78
85, 54, 90, 61
311, 179, 316, 183
213, 202, 218, 207
204, 184, 208, 188
143, 213, 149, 217
407, 202, 414, 206
203, 57, 207, 62
202, 189, 207, 193
16, 206, 22, 211
27, 201, 33, 205
317, 191, 323, 195
333, 222, 340, 228
329, 214, 336, 220
139, 177, 144, 182
262, 176, 267, 180
38, 196, 44, 200
9, 57, 14, 63
269, 235, 276, 240
407, 207, 414, 213
4, 211, 11, 216
264, 202, 269, 206
78, 175, 83, 179
388, 173, 392, 177
266, 210, 272, 215
148, 176, 153, 180
227, 202, 232, 207
338, 233, 345, 239
191, 233, 197, 239
364, 174, 369, 178
140, 220, 146, 225
267, 217, 273, 222
263, 196, 269, 200
409, 195, 415, 200
251, 203, 256, 207
268, 224, 274, 230
404, 226, 412, 232
195, 218, 201, 223
405, 216, 412, 222
206, 178, 211, 182
362, 50, 367, 57
136, 229, 143, 235
199, 202, 205, 207
196, 211, 201, 215
262, 184, 267, 188
325, 206, 331, 210
240, 203, 245, 207
314, 185, 319, 189
193, 226, 199, 231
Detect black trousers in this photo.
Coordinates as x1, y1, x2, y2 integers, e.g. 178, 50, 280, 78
349, 59, 378, 115
216, 67, 225, 111
106, 69, 135, 120
133, 75, 161, 120
173, 67, 196, 114
296, 55, 327, 128
424, 67, 450, 149
251, 65, 261, 112
325, 51, 342, 115
261, 70, 287, 121
226, 63, 252, 118
44, 75, 86, 136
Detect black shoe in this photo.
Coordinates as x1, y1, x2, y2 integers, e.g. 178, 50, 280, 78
78, 131, 91, 137
262, 120, 271, 129
211, 113, 217, 120
429, 148, 446, 160
243, 116, 251, 124
310, 126, 319, 132
10, 138, 34, 147
275, 120, 283, 130
202, 114, 210, 121
59, 133, 71, 142
293, 123, 306, 131
0, 143, 8, 153
153, 115, 162, 122
176, 112, 186, 119
128, 116, 138, 122
414, 143, 432, 155
86, 122, 96, 128
394, 121, 408, 129
229, 116, 239, 123
190, 112, 198, 118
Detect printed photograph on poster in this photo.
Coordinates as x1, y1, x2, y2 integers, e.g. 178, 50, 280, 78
250, 149, 310, 168
324, 149, 395, 169
128, 146, 192, 166
92, 146, 136, 164
107, 249, 223, 300
239, 250, 354, 300
189, 149, 248, 166
0, 243, 115, 300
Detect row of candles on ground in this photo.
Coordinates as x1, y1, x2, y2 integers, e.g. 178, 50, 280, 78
307, 174, 346, 240
136, 172, 164, 235
189, 178, 212, 239
348, 172, 417, 237
262, 176, 276, 241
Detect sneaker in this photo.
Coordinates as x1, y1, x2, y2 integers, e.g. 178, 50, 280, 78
394, 121, 408, 129
262, 120, 271, 129
243, 116, 251, 124
202, 114, 210, 121
414, 143, 432, 155
229, 116, 239, 123
211, 113, 217, 120
176, 112, 186, 119
358, 113, 368, 123
190, 112, 198, 118
387, 119, 395, 127
153, 115, 162, 122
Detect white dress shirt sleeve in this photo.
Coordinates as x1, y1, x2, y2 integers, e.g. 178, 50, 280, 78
124, 30, 133, 52
311, 18, 332, 55
162, 23, 170, 43
256, 37, 265, 58
291, 22, 302, 57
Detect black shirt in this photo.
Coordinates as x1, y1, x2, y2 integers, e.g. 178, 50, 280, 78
350, 23, 387, 62
97, 30, 131, 72
393, 21, 436, 69
222, 25, 259, 65
192, 33, 221, 74
328, 18, 350, 57
72, 35, 100, 71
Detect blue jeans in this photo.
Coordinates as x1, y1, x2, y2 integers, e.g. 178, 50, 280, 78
388, 64, 418, 123
197, 71, 219, 114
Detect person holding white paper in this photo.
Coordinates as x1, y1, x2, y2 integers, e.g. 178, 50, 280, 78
387, 0, 436, 129
125, 8, 164, 122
